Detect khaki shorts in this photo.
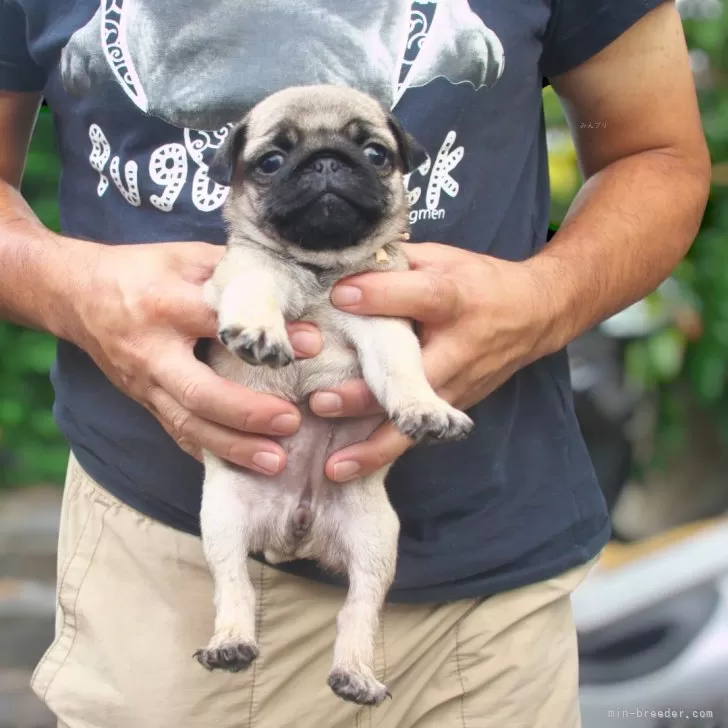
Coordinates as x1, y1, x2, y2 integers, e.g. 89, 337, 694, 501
31, 455, 594, 728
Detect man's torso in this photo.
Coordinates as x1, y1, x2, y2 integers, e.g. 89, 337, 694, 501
9, 0, 611, 601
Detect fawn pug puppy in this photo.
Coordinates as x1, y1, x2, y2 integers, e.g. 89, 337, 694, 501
196, 85, 474, 706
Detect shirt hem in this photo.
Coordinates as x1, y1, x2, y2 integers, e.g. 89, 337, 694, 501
72, 445, 611, 604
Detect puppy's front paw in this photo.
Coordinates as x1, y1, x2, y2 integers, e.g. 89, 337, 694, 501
393, 400, 473, 443
219, 325, 294, 368
328, 668, 390, 706
194, 640, 259, 673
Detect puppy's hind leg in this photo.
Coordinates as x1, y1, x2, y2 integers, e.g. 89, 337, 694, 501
195, 457, 260, 673
327, 474, 399, 706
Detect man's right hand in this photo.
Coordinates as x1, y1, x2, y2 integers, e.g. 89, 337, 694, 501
0, 94, 324, 473
72, 241, 323, 474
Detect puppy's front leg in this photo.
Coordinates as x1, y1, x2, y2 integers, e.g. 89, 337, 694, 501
338, 314, 473, 442
204, 248, 301, 368
195, 456, 259, 672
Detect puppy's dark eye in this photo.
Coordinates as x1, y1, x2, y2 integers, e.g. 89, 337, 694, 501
363, 143, 389, 167
256, 152, 285, 175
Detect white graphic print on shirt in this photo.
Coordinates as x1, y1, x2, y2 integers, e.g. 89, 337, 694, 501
405, 130, 464, 224
89, 125, 233, 212
71, 1, 504, 220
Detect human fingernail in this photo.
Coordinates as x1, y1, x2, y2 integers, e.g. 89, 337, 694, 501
289, 329, 320, 357
252, 451, 282, 474
271, 413, 299, 434
312, 392, 343, 414
332, 460, 361, 482
332, 286, 361, 307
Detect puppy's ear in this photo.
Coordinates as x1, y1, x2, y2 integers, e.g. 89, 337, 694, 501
208, 121, 248, 186
387, 115, 428, 174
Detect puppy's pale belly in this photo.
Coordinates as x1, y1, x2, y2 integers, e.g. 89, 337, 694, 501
209, 339, 386, 572
276, 408, 385, 563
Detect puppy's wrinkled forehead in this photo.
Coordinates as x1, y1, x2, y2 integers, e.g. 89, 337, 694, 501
244, 86, 395, 153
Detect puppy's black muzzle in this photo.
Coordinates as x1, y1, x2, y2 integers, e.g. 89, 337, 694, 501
300, 153, 383, 212
266, 147, 390, 250
310, 154, 343, 177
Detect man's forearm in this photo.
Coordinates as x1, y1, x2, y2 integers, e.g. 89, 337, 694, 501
524, 147, 710, 358
0, 180, 97, 342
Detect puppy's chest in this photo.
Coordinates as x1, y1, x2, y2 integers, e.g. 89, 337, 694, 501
213, 291, 360, 403
294, 296, 362, 397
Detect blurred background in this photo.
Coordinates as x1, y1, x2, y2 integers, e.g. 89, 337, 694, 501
2, 1, 728, 726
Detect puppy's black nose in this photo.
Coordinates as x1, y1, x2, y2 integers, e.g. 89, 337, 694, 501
312, 156, 340, 174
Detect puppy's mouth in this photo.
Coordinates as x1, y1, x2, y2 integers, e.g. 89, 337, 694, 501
264, 151, 390, 251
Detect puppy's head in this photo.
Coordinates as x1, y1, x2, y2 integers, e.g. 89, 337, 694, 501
209, 85, 427, 252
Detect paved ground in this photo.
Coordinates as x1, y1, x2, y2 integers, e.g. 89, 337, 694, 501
0, 487, 60, 728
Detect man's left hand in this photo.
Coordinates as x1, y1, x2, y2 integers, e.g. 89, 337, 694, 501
309, 242, 552, 482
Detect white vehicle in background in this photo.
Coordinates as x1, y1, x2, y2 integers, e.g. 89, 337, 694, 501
574, 517, 728, 728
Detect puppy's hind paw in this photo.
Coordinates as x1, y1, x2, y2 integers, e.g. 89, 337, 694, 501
194, 640, 259, 673
393, 401, 473, 443
327, 668, 390, 706
218, 325, 294, 369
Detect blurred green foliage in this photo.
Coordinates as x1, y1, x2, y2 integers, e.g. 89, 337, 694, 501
2, 5, 727, 486
0, 109, 68, 487
679, 8, 728, 434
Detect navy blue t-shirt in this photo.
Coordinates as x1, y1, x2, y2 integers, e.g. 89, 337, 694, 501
1, 0, 664, 602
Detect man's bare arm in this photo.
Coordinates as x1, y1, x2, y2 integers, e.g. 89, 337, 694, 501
0, 91, 96, 338
0, 90, 41, 187
527, 0, 711, 352
308, 2, 711, 475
